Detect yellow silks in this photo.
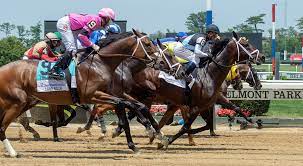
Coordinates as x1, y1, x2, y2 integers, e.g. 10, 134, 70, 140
164, 42, 188, 64
226, 65, 238, 81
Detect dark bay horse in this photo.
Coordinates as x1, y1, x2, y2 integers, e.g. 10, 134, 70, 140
0, 29, 157, 157
154, 62, 262, 145
155, 32, 264, 149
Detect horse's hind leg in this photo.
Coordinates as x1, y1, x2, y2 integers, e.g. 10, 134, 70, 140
49, 105, 60, 142
19, 114, 40, 141
180, 106, 196, 146
1, 105, 24, 157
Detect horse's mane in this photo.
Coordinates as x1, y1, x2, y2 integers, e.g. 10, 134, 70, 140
211, 38, 230, 57
98, 32, 134, 48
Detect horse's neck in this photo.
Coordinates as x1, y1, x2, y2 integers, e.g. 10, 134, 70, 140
90, 53, 130, 73
100, 37, 134, 54
205, 43, 237, 91
122, 58, 146, 75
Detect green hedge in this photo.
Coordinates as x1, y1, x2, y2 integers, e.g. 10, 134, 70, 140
229, 100, 271, 116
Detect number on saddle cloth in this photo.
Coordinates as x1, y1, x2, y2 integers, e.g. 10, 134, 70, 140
36, 60, 77, 92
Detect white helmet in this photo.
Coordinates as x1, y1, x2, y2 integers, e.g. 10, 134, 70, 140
44, 32, 60, 42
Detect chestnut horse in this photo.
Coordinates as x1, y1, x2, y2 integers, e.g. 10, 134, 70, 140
0, 29, 157, 157
32, 32, 169, 144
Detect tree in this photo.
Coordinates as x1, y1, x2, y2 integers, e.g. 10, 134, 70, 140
0, 36, 27, 66
28, 21, 42, 46
227, 23, 254, 33
0, 22, 16, 37
16, 25, 30, 46
245, 14, 266, 33
149, 30, 165, 41
296, 17, 303, 32
185, 11, 206, 33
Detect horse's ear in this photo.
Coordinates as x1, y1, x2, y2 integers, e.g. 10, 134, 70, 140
232, 31, 239, 40
132, 28, 140, 37
156, 38, 164, 48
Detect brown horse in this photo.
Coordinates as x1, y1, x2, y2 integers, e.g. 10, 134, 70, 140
154, 32, 264, 149
154, 62, 262, 145
33, 31, 167, 143
102, 33, 263, 148
0, 29, 157, 157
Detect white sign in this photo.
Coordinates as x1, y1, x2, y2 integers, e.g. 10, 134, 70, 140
227, 89, 303, 100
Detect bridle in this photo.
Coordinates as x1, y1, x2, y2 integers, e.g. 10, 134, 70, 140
131, 35, 153, 61
244, 64, 258, 87
211, 37, 260, 69
155, 44, 182, 76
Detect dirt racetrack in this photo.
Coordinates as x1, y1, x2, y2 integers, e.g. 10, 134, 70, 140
0, 123, 303, 166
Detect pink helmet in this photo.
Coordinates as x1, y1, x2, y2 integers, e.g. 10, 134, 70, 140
98, 8, 116, 21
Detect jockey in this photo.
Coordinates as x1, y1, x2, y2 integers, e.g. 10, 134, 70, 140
174, 24, 220, 77
48, 8, 116, 79
90, 23, 121, 44
153, 31, 188, 45
23, 32, 62, 62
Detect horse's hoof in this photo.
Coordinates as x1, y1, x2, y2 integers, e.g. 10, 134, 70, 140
210, 132, 219, 137
4, 152, 19, 158
35, 120, 43, 125
145, 128, 155, 139
112, 130, 122, 138
86, 130, 92, 136
53, 138, 62, 142
33, 133, 41, 141
19, 139, 28, 143
189, 141, 197, 146
133, 148, 140, 154
98, 133, 106, 141
76, 127, 85, 133
157, 143, 164, 149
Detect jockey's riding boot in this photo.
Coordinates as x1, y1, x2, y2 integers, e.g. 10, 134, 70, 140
48, 51, 73, 79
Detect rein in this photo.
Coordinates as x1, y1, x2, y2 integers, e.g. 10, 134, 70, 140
156, 45, 182, 76
244, 64, 257, 86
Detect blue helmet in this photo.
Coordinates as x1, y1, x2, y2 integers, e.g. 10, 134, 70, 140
176, 32, 188, 38
107, 24, 121, 34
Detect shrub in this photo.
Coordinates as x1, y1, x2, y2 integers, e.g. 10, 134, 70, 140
228, 100, 271, 116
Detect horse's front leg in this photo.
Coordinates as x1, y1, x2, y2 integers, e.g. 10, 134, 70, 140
115, 101, 139, 153
158, 109, 199, 150
91, 91, 138, 153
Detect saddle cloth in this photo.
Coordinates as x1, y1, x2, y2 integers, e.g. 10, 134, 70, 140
36, 60, 76, 92
158, 71, 186, 89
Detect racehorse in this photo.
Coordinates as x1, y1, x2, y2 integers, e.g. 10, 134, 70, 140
77, 34, 264, 147
155, 32, 264, 149
0, 29, 157, 157
154, 62, 262, 145
31, 32, 169, 144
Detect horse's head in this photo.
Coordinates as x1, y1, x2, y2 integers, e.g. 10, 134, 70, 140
232, 31, 265, 65
151, 39, 186, 77
237, 63, 262, 90
131, 29, 158, 61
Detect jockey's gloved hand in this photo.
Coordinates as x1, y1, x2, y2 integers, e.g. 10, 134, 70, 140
92, 44, 100, 52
